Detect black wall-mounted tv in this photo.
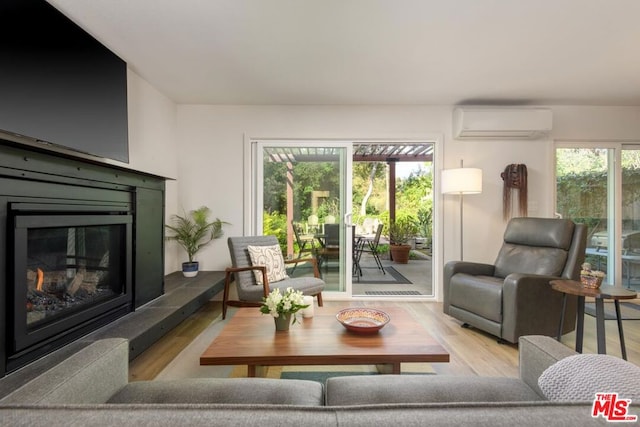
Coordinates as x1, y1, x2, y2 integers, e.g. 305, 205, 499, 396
0, 0, 129, 163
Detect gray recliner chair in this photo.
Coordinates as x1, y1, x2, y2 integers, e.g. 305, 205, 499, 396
443, 217, 587, 344
223, 235, 324, 319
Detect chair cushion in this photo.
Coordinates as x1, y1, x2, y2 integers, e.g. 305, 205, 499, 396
538, 354, 640, 402
449, 274, 503, 323
494, 244, 568, 278
247, 244, 289, 285
273, 276, 325, 296
494, 218, 574, 278
504, 218, 575, 250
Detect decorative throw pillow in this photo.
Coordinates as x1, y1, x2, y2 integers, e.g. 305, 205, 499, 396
538, 353, 640, 401
247, 244, 289, 285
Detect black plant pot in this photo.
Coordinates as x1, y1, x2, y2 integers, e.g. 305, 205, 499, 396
182, 261, 199, 277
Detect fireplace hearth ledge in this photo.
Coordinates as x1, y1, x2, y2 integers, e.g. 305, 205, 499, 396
0, 271, 224, 397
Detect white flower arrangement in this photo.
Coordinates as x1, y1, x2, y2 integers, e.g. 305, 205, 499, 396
259, 287, 309, 324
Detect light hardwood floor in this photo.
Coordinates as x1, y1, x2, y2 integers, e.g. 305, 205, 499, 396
129, 298, 640, 382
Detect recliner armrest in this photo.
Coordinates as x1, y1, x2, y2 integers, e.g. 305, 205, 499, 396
444, 261, 496, 277
501, 273, 574, 343
443, 261, 496, 313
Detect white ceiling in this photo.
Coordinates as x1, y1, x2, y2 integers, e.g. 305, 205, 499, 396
48, 0, 640, 106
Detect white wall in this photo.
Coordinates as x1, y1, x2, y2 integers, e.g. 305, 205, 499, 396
171, 104, 640, 299
126, 70, 180, 274
123, 85, 640, 295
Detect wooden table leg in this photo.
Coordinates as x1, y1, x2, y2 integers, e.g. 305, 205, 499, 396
575, 295, 585, 353
594, 298, 607, 355
376, 363, 401, 374
614, 300, 628, 360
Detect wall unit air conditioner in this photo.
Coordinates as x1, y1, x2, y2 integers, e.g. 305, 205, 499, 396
453, 107, 553, 140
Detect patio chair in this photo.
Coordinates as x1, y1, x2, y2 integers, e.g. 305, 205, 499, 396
352, 226, 365, 279
223, 235, 324, 319
292, 221, 315, 254
359, 223, 385, 274
317, 223, 340, 272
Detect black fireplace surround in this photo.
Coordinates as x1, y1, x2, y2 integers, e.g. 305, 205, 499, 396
0, 142, 165, 376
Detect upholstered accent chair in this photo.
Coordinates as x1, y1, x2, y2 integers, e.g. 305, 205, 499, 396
443, 217, 587, 344
223, 236, 324, 319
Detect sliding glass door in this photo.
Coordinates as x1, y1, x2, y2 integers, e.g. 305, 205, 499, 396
556, 145, 640, 291
255, 141, 353, 296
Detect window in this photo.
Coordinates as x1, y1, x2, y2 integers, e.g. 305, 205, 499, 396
556, 145, 640, 291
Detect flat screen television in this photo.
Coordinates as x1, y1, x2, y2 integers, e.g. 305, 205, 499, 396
0, 0, 129, 163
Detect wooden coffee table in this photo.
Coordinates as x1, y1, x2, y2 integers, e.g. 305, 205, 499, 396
200, 305, 449, 377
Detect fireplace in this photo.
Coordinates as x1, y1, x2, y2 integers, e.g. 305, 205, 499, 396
0, 142, 165, 376
10, 204, 133, 356
6, 204, 133, 371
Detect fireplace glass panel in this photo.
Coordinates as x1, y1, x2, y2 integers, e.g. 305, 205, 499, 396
25, 224, 126, 329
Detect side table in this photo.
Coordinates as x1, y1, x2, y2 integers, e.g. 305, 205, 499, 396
550, 279, 637, 360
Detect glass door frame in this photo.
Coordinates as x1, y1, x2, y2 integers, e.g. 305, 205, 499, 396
248, 139, 354, 299
555, 142, 624, 286
243, 134, 443, 301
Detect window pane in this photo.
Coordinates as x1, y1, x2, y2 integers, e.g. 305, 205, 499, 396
621, 147, 640, 291
556, 148, 612, 284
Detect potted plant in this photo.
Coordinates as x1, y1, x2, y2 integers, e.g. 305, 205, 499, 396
388, 217, 419, 264
415, 207, 433, 250
322, 198, 339, 224
260, 287, 309, 331
165, 206, 227, 277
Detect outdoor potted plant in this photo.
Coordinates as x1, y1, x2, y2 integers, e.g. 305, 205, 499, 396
322, 198, 339, 224
388, 217, 419, 264
165, 206, 227, 277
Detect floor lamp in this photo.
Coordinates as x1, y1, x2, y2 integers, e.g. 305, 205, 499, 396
441, 162, 483, 260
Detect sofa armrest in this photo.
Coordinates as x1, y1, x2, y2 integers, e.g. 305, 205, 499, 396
519, 335, 577, 398
0, 338, 129, 404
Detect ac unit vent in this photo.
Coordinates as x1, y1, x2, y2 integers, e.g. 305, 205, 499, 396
453, 107, 553, 140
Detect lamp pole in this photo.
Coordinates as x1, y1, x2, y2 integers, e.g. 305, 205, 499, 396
459, 159, 465, 260
441, 160, 483, 261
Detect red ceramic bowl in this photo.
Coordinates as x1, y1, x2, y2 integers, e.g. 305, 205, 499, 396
336, 308, 390, 334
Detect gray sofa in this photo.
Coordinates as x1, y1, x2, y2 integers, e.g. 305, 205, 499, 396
0, 335, 636, 426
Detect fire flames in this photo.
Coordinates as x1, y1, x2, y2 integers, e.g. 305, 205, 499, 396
36, 268, 44, 292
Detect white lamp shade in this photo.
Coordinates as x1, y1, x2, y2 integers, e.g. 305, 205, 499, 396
441, 168, 483, 194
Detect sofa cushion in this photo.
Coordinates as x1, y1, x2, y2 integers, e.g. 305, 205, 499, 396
107, 378, 324, 406
247, 244, 289, 285
0, 402, 607, 427
538, 354, 640, 401
449, 274, 503, 323
325, 375, 542, 406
